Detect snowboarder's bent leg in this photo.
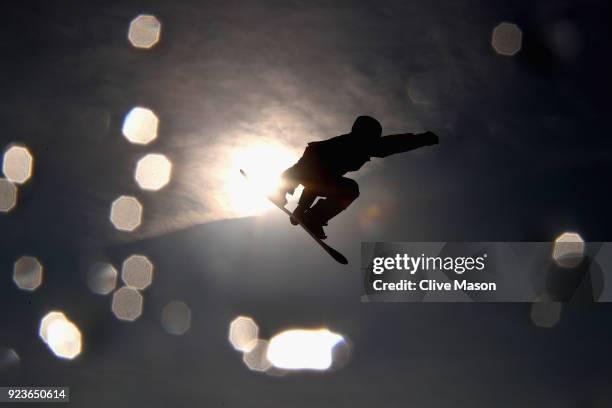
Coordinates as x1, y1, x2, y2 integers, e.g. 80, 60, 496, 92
290, 188, 317, 225
306, 177, 360, 225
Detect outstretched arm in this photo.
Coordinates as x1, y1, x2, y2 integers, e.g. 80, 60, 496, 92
371, 131, 439, 158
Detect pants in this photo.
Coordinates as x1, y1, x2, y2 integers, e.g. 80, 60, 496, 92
289, 174, 360, 224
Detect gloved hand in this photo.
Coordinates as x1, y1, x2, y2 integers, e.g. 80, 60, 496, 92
419, 131, 439, 146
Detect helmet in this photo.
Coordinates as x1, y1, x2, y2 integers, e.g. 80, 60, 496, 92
351, 116, 382, 138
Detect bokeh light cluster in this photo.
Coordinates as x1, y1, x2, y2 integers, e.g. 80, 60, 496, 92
109, 255, 155, 322
39, 311, 82, 360
228, 316, 349, 374
0, 143, 34, 213
105, 15, 167, 329
113, 51, 174, 231
112, 108, 176, 231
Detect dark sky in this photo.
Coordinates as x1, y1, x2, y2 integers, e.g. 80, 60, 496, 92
1, 0, 612, 406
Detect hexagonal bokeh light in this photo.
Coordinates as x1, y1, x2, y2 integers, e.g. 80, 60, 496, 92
229, 316, 259, 352
0, 348, 20, 374
161, 301, 192, 335
39, 311, 82, 360
39, 311, 68, 343
267, 328, 346, 371
13, 256, 43, 291
110, 195, 143, 231
46, 319, 82, 360
2, 145, 33, 184
553, 232, 585, 268
0, 178, 17, 212
121, 255, 153, 290
112, 287, 143, 321
491, 22, 523, 56
243, 339, 272, 372
128, 15, 161, 49
530, 298, 562, 328
122, 107, 159, 145
87, 263, 118, 295
135, 153, 172, 191
407, 74, 436, 105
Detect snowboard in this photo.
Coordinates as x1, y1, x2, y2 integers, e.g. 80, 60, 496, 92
240, 169, 348, 265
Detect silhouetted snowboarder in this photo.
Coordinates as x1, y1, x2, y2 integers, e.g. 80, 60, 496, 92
271, 116, 439, 239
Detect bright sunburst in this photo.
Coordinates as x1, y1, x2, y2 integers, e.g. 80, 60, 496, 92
225, 142, 298, 216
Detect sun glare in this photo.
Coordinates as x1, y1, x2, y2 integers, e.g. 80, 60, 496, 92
225, 142, 298, 216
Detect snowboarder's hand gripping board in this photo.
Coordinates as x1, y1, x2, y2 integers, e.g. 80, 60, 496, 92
240, 169, 348, 265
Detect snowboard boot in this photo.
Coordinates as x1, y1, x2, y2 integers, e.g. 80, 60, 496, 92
290, 203, 309, 225
301, 211, 327, 240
